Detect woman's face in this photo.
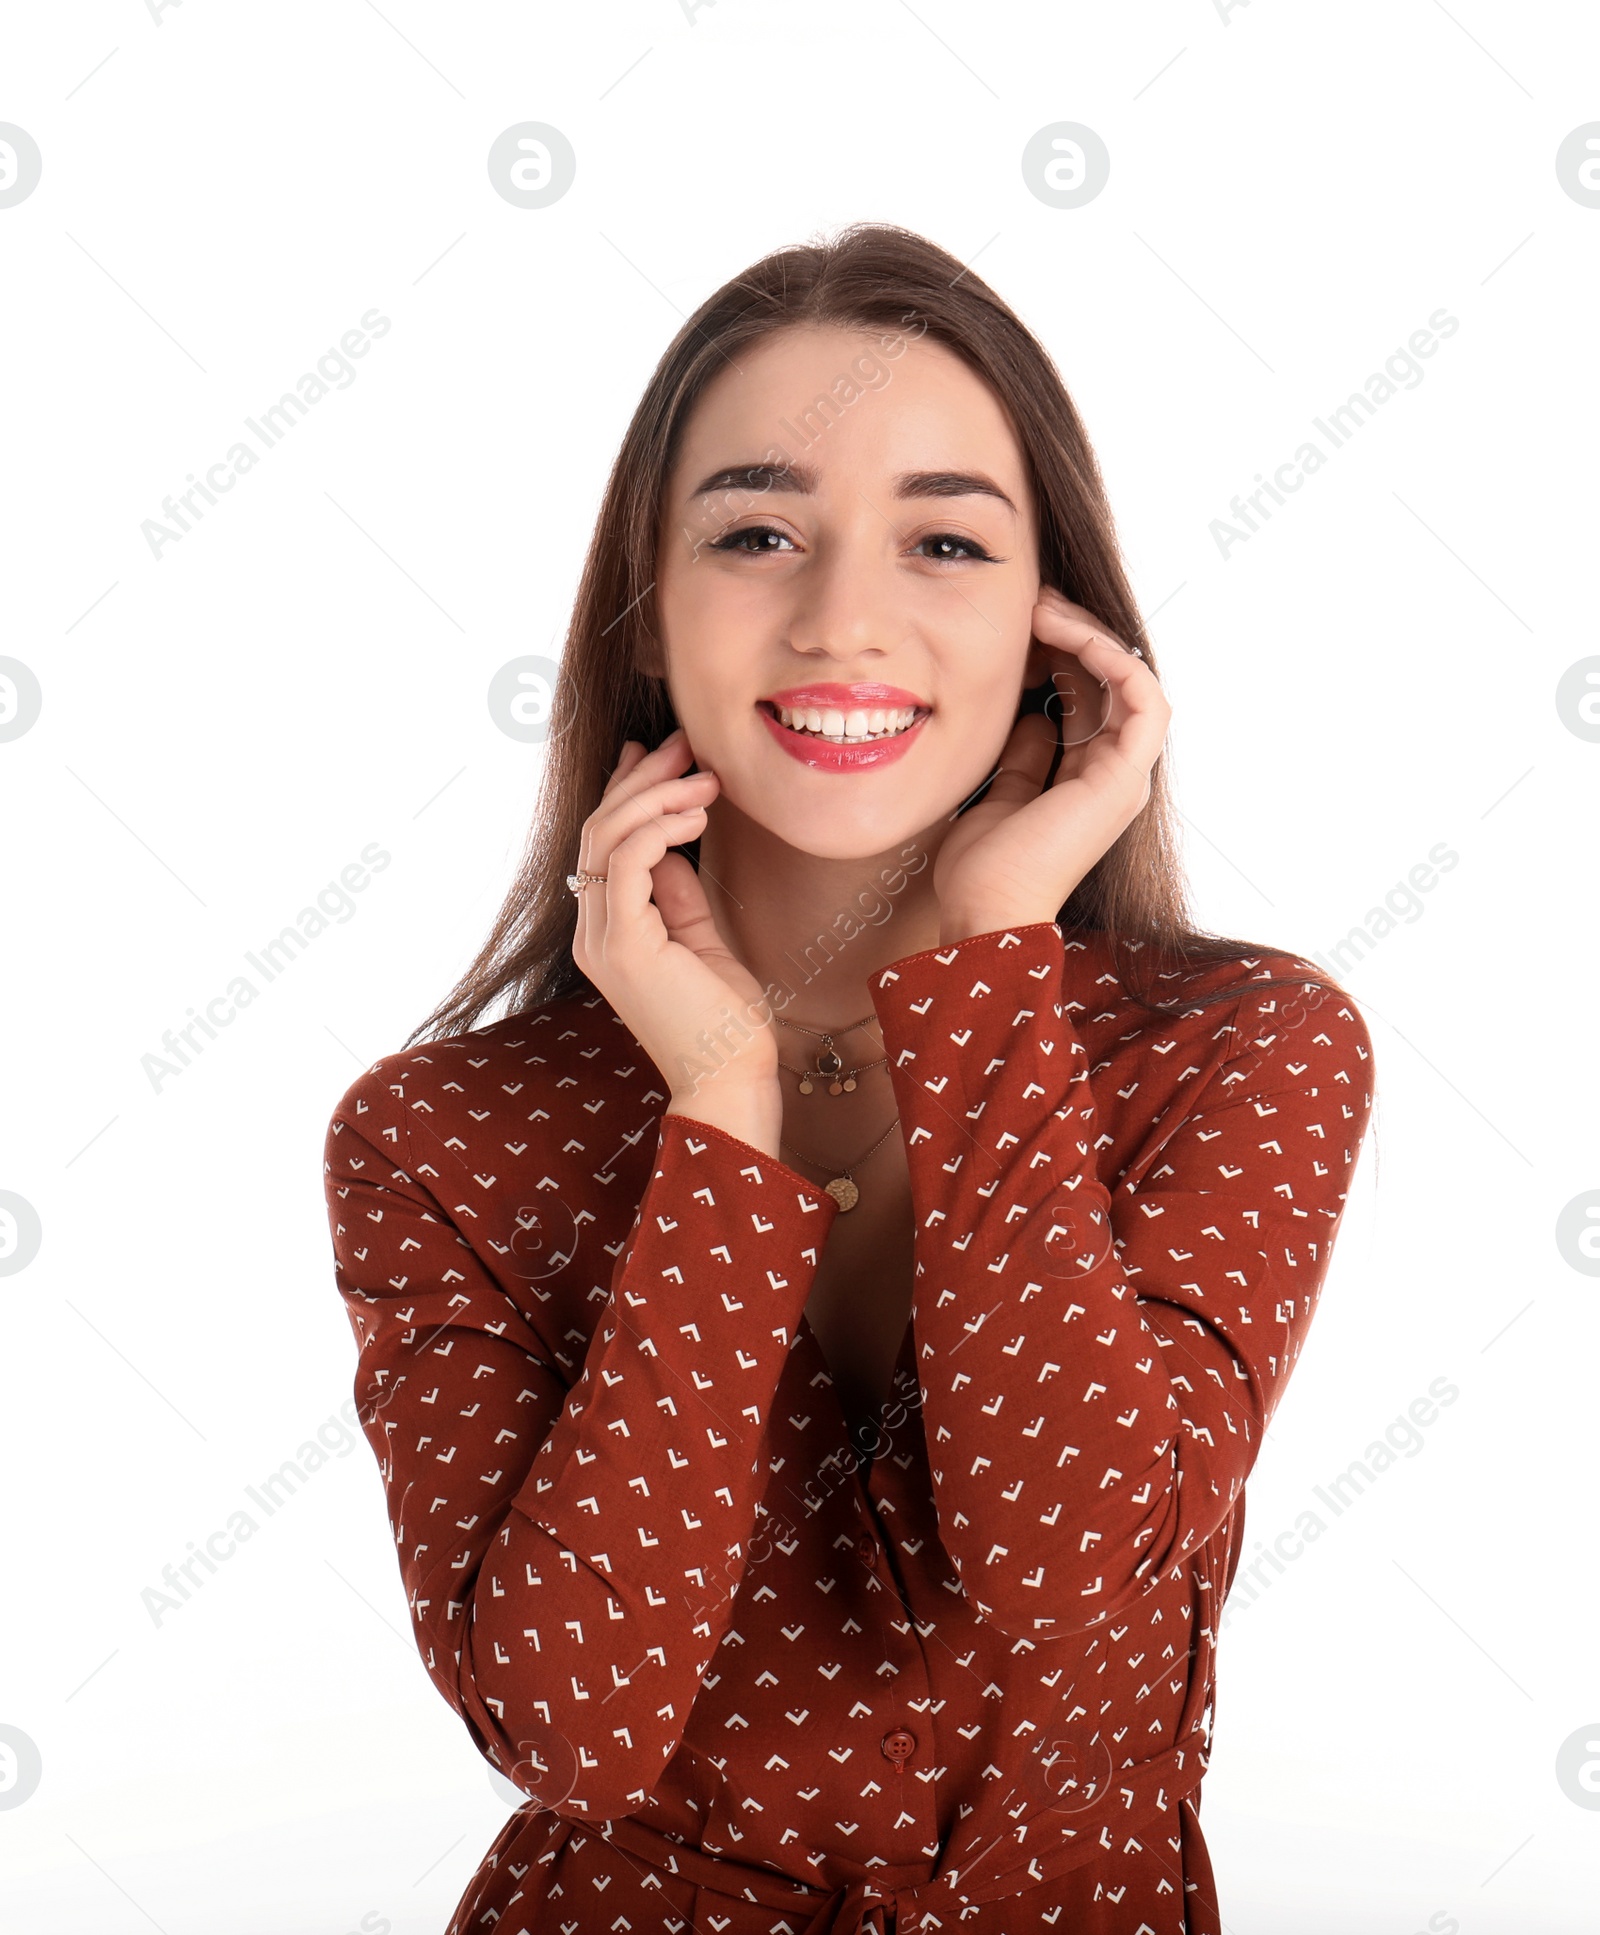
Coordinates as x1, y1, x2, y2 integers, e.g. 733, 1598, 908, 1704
652, 323, 1048, 860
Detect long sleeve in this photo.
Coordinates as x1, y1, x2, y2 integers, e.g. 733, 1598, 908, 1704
871, 920, 1374, 1641
322, 1073, 839, 1822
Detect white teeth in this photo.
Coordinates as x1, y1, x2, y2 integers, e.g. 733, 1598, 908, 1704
772, 703, 919, 744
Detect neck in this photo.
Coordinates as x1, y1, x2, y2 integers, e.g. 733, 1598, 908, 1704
694, 799, 947, 1035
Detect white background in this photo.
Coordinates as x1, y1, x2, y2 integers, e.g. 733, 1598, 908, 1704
2, 3, 1596, 1931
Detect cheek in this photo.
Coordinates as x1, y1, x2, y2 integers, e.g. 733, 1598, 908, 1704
677, 573, 788, 664
655, 558, 725, 659
974, 582, 1043, 670
653, 576, 763, 733
959, 557, 1036, 636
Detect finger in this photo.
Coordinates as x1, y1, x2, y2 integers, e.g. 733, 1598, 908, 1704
1030, 596, 1138, 663
1059, 632, 1169, 774
652, 849, 731, 966
580, 733, 704, 966
980, 712, 1057, 808
1046, 654, 1112, 750
1033, 611, 1163, 751
652, 852, 768, 1081
1030, 600, 1141, 725
602, 738, 706, 835
595, 807, 709, 962
604, 739, 649, 790
1034, 587, 1134, 647
601, 727, 687, 802
576, 770, 718, 986
586, 769, 719, 877
1046, 640, 1170, 793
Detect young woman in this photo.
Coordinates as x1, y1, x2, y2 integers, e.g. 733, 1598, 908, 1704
323, 225, 1375, 1933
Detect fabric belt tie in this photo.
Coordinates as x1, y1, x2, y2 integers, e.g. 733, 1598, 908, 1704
597, 1813, 936, 1931
524, 1731, 1207, 1933
796, 1880, 926, 1933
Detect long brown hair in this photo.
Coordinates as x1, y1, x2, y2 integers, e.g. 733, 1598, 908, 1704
407, 223, 1349, 1047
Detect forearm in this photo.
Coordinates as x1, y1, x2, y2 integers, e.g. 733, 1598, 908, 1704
916, 1250, 1185, 1637
458, 1107, 836, 1811
460, 1290, 805, 1816
887, 933, 1180, 1632
871, 922, 1361, 1641
330, 1101, 839, 1820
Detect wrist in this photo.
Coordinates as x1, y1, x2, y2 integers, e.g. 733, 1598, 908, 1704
938, 906, 1060, 946
666, 1081, 783, 1160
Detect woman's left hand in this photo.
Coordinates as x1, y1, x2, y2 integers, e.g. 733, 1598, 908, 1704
932, 588, 1172, 942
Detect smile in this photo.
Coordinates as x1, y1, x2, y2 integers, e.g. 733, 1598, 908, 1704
770, 702, 920, 743
756, 699, 931, 772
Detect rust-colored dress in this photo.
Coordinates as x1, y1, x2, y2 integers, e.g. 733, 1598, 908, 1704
322, 922, 1374, 1932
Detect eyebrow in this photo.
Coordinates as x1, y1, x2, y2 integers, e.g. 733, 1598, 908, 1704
689, 462, 1018, 516
899, 469, 1020, 515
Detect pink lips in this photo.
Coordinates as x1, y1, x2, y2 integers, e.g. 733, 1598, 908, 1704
763, 682, 927, 710
757, 683, 931, 773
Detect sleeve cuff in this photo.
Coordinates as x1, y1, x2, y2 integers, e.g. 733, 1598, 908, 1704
657, 1108, 842, 1221
870, 922, 1070, 1112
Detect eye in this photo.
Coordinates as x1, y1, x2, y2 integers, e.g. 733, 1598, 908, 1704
913, 532, 999, 564
708, 524, 796, 555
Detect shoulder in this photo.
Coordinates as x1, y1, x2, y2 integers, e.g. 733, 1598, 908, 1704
1176, 945, 1373, 1098
1065, 927, 1374, 1102
1216, 950, 1371, 1075
321, 990, 655, 1171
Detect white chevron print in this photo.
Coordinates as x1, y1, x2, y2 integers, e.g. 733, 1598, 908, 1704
323, 921, 1373, 1932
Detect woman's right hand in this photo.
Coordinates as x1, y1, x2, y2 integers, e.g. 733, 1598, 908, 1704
571, 727, 782, 1145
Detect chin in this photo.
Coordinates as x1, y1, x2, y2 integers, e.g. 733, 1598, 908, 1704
739, 793, 931, 865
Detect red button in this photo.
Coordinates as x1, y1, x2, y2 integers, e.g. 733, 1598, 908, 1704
857, 1536, 878, 1569
881, 1727, 916, 1770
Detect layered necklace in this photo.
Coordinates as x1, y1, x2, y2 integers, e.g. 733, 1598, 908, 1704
774, 1011, 898, 1213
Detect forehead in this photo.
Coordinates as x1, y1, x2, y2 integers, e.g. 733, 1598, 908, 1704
669, 324, 1029, 490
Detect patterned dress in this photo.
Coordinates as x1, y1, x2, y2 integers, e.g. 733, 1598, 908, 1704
322, 922, 1375, 1932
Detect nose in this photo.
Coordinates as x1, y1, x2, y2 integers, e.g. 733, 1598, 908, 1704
781, 525, 904, 665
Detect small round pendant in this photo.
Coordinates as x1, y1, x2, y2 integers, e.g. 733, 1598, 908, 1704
828, 1079, 844, 1096
842, 1076, 857, 1092
799, 1075, 814, 1094
825, 1175, 859, 1212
